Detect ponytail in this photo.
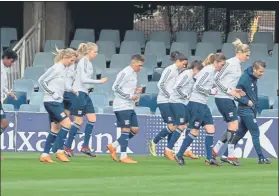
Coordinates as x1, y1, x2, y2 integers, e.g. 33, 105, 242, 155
232, 38, 250, 54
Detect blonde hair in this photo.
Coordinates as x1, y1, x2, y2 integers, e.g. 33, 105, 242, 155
203, 53, 215, 66
77, 42, 98, 56
203, 53, 226, 66
53, 47, 77, 63
232, 38, 250, 54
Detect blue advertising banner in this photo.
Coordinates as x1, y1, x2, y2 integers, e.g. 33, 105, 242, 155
1, 112, 278, 158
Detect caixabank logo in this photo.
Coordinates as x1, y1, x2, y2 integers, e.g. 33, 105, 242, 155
234, 119, 278, 158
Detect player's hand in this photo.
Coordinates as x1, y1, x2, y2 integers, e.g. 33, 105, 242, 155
210, 87, 218, 95
231, 90, 241, 99
100, 77, 108, 84
73, 89, 79, 97
135, 86, 143, 94
248, 100, 253, 107
8, 92, 17, 100
131, 94, 138, 101
235, 89, 246, 96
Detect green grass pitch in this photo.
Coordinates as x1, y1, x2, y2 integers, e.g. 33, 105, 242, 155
1, 152, 278, 196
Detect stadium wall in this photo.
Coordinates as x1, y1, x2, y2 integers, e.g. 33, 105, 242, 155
2, 112, 278, 159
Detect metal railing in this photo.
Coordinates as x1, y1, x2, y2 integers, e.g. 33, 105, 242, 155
6, 18, 43, 91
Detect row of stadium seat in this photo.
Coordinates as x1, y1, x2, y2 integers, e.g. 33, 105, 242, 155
41, 39, 279, 63
3, 89, 277, 116
72, 29, 276, 51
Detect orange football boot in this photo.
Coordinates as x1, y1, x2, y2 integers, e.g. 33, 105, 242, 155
56, 152, 70, 162
40, 155, 55, 163
107, 144, 118, 161
184, 150, 199, 159
164, 150, 175, 161
120, 157, 137, 164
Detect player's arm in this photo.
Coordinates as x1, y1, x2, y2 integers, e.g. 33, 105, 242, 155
175, 73, 191, 99
214, 62, 234, 95
112, 72, 132, 100
157, 69, 172, 98
195, 72, 212, 95
234, 76, 249, 105
79, 58, 102, 84
38, 66, 60, 95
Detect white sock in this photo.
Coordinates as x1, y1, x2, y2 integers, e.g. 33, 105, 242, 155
186, 146, 192, 152
165, 147, 172, 152
120, 152, 127, 159
228, 144, 235, 158
57, 150, 64, 153
213, 140, 224, 153
41, 153, 49, 157
112, 140, 120, 148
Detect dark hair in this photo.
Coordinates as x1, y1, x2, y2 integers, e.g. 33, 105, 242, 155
170, 51, 188, 62
253, 61, 266, 69
2, 48, 18, 60
131, 54, 145, 62
188, 60, 204, 71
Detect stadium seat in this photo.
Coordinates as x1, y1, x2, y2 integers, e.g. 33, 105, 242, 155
273, 98, 278, 109
2, 104, 15, 111
93, 80, 114, 101
212, 108, 222, 116
145, 81, 158, 94
195, 42, 216, 60
70, 40, 86, 49
19, 104, 40, 112
97, 41, 116, 62
221, 43, 235, 59
226, 32, 249, 44
94, 107, 100, 114
99, 29, 120, 48
135, 107, 151, 115
188, 56, 203, 66
44, 40, 65, 52
151, 67, 165, 81
13, 79, 35, 99
155, 108, 161, 115
252, 32, 274, 51
273, 43, 278, 57
143, 55, 157, 75
260, 109, 278, 117
91, 54, 106, 75
161, 55, 173, 67
138, 93, 158, 113
175, 31, 197, 50
119, 41, 141, 56
150, 30, 171, 50
267, 56, 278, 70
124, 30, 146, 49
89, 92, 109, 109
0, 27, 17, 48
33, 52, 54, 68
170, 42, 191, 58
249, 43, 269, 61
103, 106, 114, 114
110, 54, 131, 69
29, 92, 44, 106
24, 67, 46, 87
73, 28, 95, 42
202, 31, 223, 50
6, 91, 27, 110
258, 95, 270, 114
137, 68, 148, 86
144, 41, 166, 63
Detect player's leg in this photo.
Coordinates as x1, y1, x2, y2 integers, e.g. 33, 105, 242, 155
174, 102, 202, 166
183, 105, 198, 159
203, 105, 221, 166
213, 99, 238, 158
222, 118, 248, 165
1, 103, 8, 160
164, 103, 185, 160
242, 115, 271, 164
149, 103, 175, 156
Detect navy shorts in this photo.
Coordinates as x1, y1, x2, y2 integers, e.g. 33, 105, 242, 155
63, 92, 76, 111
170, 103, 189, 126
44, 102, 67, 123
114, 110, 138, 128
215, 98, 238, 123
158, 103, 175, 124
188, 101, 214, 129
71, 91, 95, 116
0, 102, 6, 120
